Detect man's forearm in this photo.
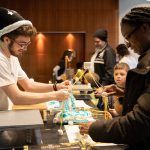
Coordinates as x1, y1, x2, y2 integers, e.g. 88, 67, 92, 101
25, 81, 54, 92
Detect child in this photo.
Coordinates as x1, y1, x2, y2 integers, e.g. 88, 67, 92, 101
96, 62, 130, 116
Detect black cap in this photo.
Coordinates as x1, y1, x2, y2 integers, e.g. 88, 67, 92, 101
0, 7, 32, 37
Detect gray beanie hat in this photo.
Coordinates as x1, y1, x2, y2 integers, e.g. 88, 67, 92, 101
93, 29, 108, 42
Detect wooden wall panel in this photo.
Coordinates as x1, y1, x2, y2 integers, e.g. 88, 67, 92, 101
19, 33, 85, 82
0, 0, 118, 82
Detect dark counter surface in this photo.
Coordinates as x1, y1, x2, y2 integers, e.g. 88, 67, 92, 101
0, 100, 127, 150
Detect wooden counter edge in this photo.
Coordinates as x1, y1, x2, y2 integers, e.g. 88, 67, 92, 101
12, 103, 47, 110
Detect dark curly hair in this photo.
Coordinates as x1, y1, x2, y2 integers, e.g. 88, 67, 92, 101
116, 44, 129, 57
121, 7, 150, 26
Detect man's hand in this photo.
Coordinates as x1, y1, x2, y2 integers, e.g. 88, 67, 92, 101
79, 122, 93, 135
55, 89, 69, 101
57, 80, 71, 90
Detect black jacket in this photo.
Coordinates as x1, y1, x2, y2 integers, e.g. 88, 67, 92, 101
94, 44, 116, 85
89, 49, 150, 150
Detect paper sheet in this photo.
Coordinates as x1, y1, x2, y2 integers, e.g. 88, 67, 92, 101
64, 125, 117, 146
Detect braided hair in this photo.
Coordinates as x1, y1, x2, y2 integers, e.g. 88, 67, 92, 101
121, 7, 150, 25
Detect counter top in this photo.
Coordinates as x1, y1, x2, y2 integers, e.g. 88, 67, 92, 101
0, 109, 43, 131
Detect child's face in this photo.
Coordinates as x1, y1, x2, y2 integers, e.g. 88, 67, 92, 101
114, 69, 127, 88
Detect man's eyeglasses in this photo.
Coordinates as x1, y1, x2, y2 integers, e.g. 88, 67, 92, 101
10, 38, 31, 50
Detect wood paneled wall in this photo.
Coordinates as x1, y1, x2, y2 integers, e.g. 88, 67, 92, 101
0, 0, 119, 83
20, 33, 85, 82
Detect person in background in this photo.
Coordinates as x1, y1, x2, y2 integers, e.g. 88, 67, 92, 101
90, 29, 116, 85
80, 7, 150, 150
53, 49, 74, 83
116, 43, 139, 69
76, 61, 84, 70
96, 62, 129, 116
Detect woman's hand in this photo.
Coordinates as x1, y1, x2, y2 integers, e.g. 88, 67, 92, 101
104, 84, 124, 96
79, 122, 93, 135
95, 84, 124, 96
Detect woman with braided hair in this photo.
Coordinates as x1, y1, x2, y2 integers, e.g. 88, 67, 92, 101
80, 7, 150, 150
